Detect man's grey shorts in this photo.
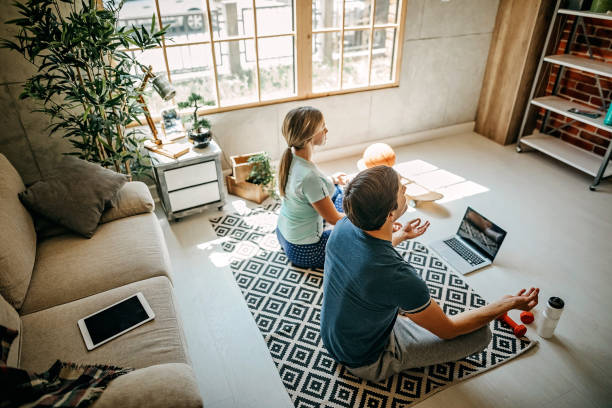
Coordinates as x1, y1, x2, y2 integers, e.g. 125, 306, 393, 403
349, 316, 492, 382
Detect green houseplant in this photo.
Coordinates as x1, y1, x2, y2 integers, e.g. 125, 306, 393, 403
1, 0, 167, 178
177, 92, 214, 148
178, 92, 214, 131
247, 152, 277, 199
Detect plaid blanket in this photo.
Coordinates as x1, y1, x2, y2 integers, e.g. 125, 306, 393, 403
1, 326, 132, 408
0, 325, 18, 363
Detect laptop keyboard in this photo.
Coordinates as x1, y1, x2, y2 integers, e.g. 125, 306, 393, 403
444, 238, 485, 266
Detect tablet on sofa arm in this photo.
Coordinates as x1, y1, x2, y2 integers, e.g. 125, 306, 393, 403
78, 292, 155, 351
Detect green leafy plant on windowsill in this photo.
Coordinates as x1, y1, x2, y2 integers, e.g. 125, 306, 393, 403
247, 152, 278, 199
0, 0, 167, 179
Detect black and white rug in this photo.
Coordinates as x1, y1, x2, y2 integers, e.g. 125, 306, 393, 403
210, 202, 536, 407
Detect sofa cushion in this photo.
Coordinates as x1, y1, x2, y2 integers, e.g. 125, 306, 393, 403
0, 153, 36, 310
0, 293, 21, 367
100, 181, 155, 224
32, 181, 155, 240
20, 212, 172, 315
18, 156, 128, 238
31, 213, 70, 240
92, 363, 202, 408
19, 276, 188, 373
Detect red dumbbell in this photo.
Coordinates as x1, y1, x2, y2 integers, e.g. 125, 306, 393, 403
497, 313, 527, 338
520, 311, 534, 324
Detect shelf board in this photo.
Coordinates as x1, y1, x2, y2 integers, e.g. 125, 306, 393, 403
543, 54, 612, 78
531, 96, 611, 132
558, 8, 612, 21
520, 133, 612, 178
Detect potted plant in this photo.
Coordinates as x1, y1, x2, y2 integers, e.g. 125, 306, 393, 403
247, 153, 277, 199
0, 0, 167, 179
178, 92, 214, 148
226, 152, 277, 204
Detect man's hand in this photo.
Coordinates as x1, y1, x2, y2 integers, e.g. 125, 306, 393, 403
502, 287, 539, 312
392, 218, 430, 246
332, 172, 348, 185
405, 287, 539, 340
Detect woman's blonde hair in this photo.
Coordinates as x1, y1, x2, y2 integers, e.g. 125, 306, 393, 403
278, 106, 324, 197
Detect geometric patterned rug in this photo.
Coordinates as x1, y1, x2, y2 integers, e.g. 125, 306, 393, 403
209, 202, 537, 407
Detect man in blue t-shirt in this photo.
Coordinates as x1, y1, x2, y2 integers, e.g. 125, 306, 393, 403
321, 166, 539, 382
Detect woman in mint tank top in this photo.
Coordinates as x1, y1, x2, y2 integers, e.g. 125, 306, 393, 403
276, 106, 347, 269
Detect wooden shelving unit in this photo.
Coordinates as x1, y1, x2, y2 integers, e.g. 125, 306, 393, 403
542, 54, 612, 77
530, 96, 611, 132
516, 1, 612, 191
521, 133, 612, 178
557, 8, 612, 20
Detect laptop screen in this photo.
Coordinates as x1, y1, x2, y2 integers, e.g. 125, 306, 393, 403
456, 207, 507, 261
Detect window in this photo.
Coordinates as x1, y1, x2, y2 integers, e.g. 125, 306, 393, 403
117, 0, 406, 115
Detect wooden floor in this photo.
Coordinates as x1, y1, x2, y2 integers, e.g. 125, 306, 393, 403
157, 131, 612, 408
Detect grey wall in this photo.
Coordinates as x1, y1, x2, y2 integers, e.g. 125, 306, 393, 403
0, 0, 499, 185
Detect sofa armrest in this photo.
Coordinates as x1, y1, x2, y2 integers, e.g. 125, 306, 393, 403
92, 363, 203, 408
100, 182, 154, 224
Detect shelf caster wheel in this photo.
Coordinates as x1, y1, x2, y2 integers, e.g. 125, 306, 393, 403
589, 185, 597, 191
516, 145, 523, 153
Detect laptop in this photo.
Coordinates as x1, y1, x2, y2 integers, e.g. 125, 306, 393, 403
429, 207, 507, 275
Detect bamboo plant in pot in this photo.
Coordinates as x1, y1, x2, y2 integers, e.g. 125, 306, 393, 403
0, 0, 167, 178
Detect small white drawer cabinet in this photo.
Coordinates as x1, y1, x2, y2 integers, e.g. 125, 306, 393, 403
148, 140, 226, 221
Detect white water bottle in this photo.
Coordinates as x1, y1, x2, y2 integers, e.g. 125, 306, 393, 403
537, 297, 564, 338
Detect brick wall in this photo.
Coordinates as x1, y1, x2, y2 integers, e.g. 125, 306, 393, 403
536, 15, 611, 157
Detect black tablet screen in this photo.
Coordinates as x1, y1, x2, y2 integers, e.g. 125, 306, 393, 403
84, 295, 149, 345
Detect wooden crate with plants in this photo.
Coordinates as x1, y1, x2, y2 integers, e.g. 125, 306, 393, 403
230, 151, 265, 183
226, 152, 277, 204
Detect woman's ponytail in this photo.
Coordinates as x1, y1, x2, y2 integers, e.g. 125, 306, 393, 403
278, 147, 293, 197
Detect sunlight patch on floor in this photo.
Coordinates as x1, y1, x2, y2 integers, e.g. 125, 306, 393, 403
437, 181, 489, 203
230, 199, 250, 214
203, 210, 281, 267
242, 213, 277, 231
411, 169, 465, 190
394, 159, 438, 176
206, 240, 261, 267
394, 160, 489, 205
196, 236, 231, 251
209, 251, 232, 267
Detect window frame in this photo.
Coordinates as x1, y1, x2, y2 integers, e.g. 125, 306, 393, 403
121, 0, 407, 121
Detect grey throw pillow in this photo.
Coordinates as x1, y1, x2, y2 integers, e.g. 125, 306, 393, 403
19, 157, 128, 238
30, 213, 70, 241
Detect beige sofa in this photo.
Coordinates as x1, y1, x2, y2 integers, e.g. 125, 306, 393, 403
0, 154, 203, 407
